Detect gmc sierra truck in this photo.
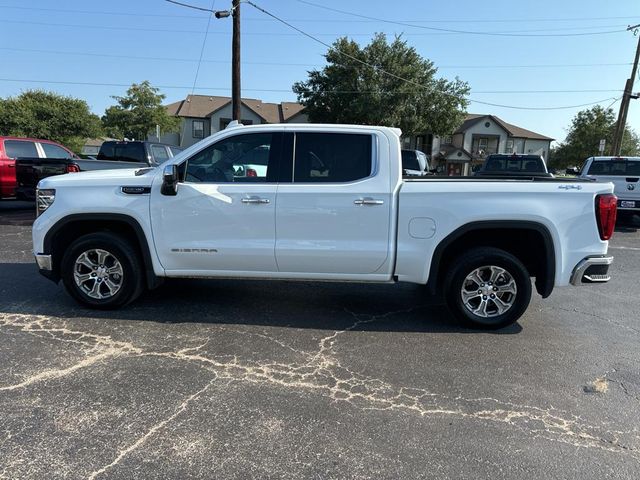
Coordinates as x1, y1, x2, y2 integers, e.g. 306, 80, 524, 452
32, 123, 617, 329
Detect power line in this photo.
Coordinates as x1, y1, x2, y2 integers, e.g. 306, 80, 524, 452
0, 47, 632, 70
1, 4, 636, 25
185, 0, 216, 118
2, 18, 625, 37
243, 0, 621, 111
165, 0, 214, 13
293, 0, 628, 37
0, 78, 622, 97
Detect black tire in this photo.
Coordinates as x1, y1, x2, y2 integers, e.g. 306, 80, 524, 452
444, 247, 532, 330
61, 232, 144, 309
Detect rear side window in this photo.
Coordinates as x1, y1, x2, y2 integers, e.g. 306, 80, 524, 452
4, 140, 38, 158
98, 142, 146, 162
402, 151, 421, 171
150, 145, 169, 162
484, 156, 543, 172
41, 143, 73, 159
294, 133, 372, 182
587, 160, 640, 176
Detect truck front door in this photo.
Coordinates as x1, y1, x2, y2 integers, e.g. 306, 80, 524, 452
150, 132, 284, 274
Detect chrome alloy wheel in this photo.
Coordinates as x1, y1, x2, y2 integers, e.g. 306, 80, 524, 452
73, 249, 124, 300
460, 265, 517, 318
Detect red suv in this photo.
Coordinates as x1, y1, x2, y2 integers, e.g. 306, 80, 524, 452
0, 137, 76, 199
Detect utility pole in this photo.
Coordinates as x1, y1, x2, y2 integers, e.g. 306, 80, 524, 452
612, 24, 640, 156
232, 0, 241, 121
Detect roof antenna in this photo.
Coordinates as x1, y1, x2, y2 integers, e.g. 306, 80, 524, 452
226, 120, 243, 129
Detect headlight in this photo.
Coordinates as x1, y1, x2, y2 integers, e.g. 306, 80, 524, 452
36, 188, 56, 217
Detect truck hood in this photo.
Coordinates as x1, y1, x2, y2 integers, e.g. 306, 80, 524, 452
37, 167, 157, 189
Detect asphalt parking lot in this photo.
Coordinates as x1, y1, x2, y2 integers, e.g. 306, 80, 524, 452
1, 200, 639, 479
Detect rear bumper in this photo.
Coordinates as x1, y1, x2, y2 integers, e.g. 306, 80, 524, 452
617, 198, 640, 211
570, 255, 613, 285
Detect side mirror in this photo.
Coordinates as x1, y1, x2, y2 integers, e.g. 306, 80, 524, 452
161, 164, 179, 196
565, 167, 580, 175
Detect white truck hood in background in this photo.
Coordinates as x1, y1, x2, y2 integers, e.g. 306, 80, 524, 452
37, 168, 156, 189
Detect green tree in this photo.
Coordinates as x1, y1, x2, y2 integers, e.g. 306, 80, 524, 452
551, 105, 640, 168
102, 81, 179, 140
0, 90, 102, 153
293, 34, 469, 136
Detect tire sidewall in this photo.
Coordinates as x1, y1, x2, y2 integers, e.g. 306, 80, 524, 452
61, 233, 139, 309
446, 249, 532, 329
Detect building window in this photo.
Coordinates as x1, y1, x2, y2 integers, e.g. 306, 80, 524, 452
443, 135, 452, 145
506, 140, 514, 152
478, 138, 488, 149
192, 120, 205, 139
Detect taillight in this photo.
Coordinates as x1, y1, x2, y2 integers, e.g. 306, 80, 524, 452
66, 163, 80, 173
595, 193, 617, 241
246, 168, 257, 177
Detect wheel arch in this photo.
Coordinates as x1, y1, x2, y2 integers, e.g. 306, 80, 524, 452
426, 220, 556, 298
43, 213, 162, 289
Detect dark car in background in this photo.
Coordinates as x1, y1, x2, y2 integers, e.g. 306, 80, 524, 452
474, 153, 553, 178
15, 140, 182, 200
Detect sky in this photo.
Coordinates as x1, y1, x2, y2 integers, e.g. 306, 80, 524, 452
0, 0, 639, 144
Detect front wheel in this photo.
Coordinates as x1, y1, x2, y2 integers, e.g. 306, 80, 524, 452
61, 232, 144, 309
444, 247, 532, 330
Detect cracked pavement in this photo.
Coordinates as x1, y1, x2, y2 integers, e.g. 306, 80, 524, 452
1, 203, 639, 479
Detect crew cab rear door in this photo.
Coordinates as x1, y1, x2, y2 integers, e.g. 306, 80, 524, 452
275, 131, 393, 276
150, 131, 284, 273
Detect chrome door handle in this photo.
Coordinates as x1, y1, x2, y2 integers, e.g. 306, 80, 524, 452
242, 196, 270, 204
354, 197, 384, 206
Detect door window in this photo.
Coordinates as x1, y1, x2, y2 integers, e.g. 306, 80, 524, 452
293, 133, 372, 182
184, 133, 276, 183
401, 151, 421, 171
41, 143, 73, 158
150, 144, 170, 163
4, 140, 38, 158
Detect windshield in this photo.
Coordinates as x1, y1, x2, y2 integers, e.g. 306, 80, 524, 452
98, 142, 146, 162
483, 156, 545, 173
586, 159, 640, 176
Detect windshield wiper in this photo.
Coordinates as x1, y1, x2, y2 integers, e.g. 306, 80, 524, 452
135, 167, 155, 176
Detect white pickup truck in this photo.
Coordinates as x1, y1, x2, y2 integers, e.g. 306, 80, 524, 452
579, 156, 640, 215
32, 123, 617, 329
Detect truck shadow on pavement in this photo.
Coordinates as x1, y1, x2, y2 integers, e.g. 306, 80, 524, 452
0, 263, 522, 334
615, 214, 639, 233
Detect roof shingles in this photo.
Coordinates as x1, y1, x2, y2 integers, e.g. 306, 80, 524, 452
166, 95, 304, 123
455, 114, 553, 141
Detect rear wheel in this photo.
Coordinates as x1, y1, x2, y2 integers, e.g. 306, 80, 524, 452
61, 232, 144, 309
444, 247, 532, 329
